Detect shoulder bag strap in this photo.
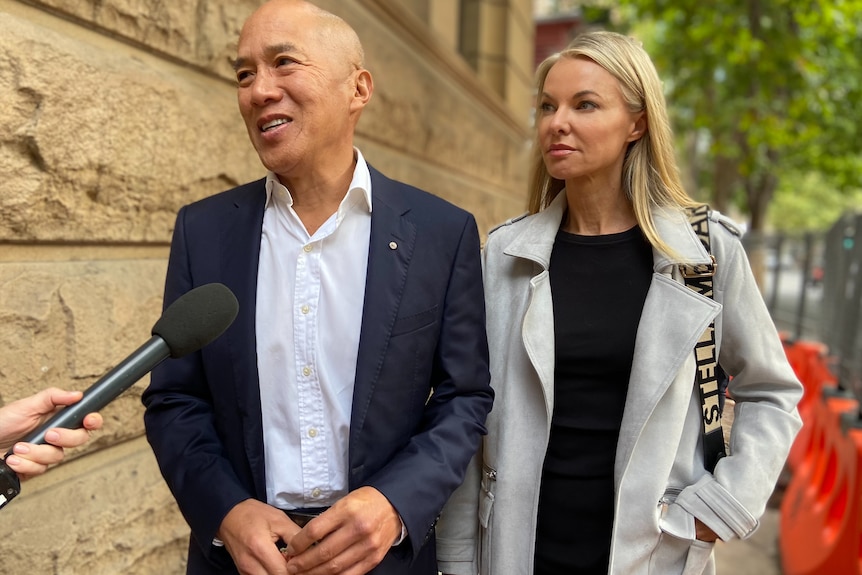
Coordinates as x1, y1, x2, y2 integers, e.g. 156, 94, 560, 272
681, 205, 726, 473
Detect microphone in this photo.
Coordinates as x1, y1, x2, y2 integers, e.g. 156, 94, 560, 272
0, 282, 238, 509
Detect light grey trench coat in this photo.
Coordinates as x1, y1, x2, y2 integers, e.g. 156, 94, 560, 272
436, 192, 803, 575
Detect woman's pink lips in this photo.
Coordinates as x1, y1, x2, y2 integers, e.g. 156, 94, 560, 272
547, 145, 575, 158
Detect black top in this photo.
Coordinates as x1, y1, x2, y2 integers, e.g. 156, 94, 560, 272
534, 225, 654, 575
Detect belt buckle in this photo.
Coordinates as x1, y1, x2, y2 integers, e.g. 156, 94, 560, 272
284, 506, 329, 528
286, 510, 319, 528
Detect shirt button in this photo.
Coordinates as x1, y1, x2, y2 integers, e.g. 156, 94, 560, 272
303, 245, 313, 253
302, 366, 312, 377
301, 304, 310, 314
308, 428, 318, 438
311, 488, 321, 498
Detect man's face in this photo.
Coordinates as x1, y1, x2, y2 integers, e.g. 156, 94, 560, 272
234, 3, 360, 181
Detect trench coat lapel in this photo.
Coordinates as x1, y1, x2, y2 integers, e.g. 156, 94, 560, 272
614, 207, 722, 480
502, 193, 567, 422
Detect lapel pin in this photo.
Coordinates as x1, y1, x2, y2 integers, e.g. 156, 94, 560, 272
389, 241, 398, 250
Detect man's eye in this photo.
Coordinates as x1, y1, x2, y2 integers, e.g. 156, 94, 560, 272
276, 57, 295, 67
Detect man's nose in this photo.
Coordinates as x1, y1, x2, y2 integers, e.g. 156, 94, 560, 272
249, 69, 282, 106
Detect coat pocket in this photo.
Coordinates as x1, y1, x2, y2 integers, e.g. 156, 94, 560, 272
390, 305, 438, 336
478, 464, 497, 575
648, 533, 715, 575
650, 488, 716, 574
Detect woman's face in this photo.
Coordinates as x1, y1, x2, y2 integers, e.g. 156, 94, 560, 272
537, 56, 644, 186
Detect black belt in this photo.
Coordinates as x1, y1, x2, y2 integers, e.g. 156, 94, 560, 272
283, 506, 329, 528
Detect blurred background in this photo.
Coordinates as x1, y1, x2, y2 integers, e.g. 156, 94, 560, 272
1, 0, 860, 573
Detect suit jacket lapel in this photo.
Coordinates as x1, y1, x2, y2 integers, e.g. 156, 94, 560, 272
350, 168, 416, 455
218, 180, 267, 497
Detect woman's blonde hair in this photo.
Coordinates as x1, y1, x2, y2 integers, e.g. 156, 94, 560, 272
527, 30, 698, 256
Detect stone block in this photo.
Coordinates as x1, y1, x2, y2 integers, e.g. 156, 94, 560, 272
0, 437, 189, 575
0, 6, 262, 243
0, 257, 167, 446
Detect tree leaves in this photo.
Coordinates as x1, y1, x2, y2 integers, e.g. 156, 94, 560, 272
612, 0, 862, 231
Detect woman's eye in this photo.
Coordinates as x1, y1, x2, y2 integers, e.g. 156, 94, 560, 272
577, 101, 598, 110
539, 102, 556, 113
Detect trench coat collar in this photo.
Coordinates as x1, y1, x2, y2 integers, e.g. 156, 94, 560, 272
501, 191, 565, 268
502, 192, 713, 271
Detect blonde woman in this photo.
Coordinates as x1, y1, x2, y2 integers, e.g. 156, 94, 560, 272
437, 31, 802, 575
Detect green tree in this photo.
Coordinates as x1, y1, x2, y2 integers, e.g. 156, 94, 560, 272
614, 0, 862, 234
769, 171, 862, 232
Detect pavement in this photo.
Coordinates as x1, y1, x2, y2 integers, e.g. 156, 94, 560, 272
709, 400, 785, 574
714, 468, 791, 575
715, 506, 782, 574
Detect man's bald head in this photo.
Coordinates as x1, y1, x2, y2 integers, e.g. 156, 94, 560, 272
240, 0, 365, 73
233, 0, 374, 187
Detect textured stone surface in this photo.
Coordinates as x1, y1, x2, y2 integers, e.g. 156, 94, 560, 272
0, 258, 167, 443
0, 437, 190, 575
0, 0, 531, 572
0, 5, 262, 243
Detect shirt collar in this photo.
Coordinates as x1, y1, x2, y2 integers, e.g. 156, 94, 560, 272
263, 148, 373, 214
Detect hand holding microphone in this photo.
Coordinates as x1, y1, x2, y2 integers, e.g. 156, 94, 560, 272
0, 389, 104, 480
0, 283, 239, 509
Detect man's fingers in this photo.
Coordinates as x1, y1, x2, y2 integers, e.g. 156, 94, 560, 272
285, 514, 390, 575
286, 537, 385, 575
216, 499, 302, 575
230, 537, 290, 575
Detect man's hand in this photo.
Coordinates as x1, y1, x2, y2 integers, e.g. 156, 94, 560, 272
284, 486, 402, 575
217, 499, 301, 575
695, 518, 719, 542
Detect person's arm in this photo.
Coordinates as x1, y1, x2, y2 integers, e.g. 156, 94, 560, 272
0, 388, 103, 480
142, 206, 296, 572
672, 223, 803, 542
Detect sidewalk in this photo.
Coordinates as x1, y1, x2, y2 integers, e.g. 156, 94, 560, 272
715, 506, 781, 574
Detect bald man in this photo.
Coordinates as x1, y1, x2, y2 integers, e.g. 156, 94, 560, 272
142, 2, 493, 574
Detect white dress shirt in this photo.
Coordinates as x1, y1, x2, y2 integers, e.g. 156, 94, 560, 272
256, 150, 371, 510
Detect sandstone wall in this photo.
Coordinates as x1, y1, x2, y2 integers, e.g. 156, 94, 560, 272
0, 0, 531, 572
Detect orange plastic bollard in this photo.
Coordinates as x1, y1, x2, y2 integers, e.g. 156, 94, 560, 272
780, 391, 861, 575
786, 341, 835, 471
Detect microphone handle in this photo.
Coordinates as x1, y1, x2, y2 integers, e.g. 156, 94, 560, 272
14, 336, 170, 449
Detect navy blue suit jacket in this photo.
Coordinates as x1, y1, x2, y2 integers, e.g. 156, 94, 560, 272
142, 166, 492, 574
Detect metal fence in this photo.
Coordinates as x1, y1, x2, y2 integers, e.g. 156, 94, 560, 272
754, 213, 862, 406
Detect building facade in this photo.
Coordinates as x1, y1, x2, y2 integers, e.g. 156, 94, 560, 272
0, 1, 533, 572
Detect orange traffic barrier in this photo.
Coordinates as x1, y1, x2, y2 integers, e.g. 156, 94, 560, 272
780, 389, 862, 575
784, 340, 837, 471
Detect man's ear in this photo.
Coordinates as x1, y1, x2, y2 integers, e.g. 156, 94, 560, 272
351, 69, 373, 113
